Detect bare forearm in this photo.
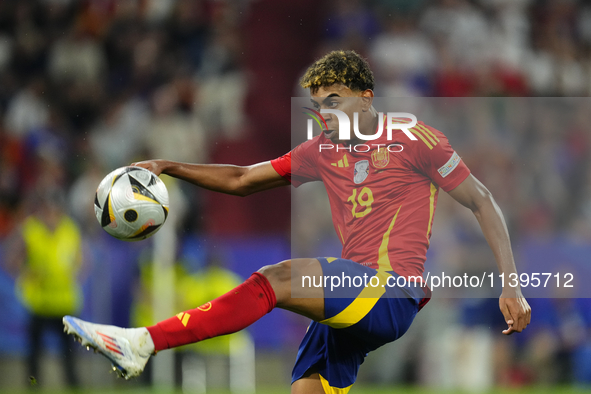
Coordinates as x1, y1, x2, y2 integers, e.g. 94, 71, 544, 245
472, 194, 521, 286
477, 199, 532, 332
160, 161, 247, 195
149, 159, 288, 196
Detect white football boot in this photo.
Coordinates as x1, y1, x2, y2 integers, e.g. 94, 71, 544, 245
63, 316, 154, 379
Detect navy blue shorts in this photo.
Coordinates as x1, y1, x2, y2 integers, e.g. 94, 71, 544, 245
291, 257, 429, 392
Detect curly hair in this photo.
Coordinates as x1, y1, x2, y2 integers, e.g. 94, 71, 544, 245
299, 50, 375, 93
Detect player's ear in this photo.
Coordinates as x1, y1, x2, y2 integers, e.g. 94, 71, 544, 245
360, 89, 374, 112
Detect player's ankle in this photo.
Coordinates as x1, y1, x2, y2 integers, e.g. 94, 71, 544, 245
129, 327, 155, 356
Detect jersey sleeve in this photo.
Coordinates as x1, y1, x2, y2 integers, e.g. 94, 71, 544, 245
270, 138, 321, 187
409, 123, 470, 192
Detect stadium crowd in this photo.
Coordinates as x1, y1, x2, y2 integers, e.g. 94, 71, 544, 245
1, 0, 591, 390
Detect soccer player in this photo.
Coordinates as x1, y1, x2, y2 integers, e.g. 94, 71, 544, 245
63, 50, 531, 393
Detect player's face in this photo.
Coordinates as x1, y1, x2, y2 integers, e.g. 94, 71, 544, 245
310, 84, 372, 145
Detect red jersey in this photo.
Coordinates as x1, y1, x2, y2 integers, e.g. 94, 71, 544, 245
271, 121, 470, 278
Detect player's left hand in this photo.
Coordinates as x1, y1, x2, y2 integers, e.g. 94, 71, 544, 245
499, 291, 531, 335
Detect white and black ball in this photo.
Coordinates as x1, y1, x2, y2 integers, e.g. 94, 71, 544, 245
94, 166, 169, 241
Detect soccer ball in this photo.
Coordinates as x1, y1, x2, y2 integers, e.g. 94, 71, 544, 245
94, 166, 169, 241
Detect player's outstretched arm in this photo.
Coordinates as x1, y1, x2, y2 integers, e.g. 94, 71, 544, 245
447, 174, 531, 335
131, 159, 290, 196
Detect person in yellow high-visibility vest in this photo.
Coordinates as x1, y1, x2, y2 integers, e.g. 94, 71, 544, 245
6, 190, 83, 388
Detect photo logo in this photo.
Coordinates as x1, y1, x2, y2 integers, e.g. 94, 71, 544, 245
303, 108, 418, 142
302, 107, 328, 138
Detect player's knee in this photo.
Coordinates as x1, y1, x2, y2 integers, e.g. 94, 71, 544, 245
258, 260, 292, 284
258, 260, 292, 301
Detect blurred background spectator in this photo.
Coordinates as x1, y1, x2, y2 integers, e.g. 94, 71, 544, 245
0, 0, 591, 391
4, 187, 84, 389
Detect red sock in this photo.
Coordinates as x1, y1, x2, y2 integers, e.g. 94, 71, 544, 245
146, 272, 276, 350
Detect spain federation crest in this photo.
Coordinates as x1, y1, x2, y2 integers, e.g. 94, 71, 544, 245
353, 160, 370, 184
371, 147, 390, 168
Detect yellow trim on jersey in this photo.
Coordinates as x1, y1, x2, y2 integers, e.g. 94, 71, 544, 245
416, 123, 440, 143
331, 154, 350, 168
326, 257, 338, 263
410, 128, 433, 150
426, 183, 437, 244
319, 374, 352, 394
320, 206, 401, 329
413, 125, 437, 146
338, 225, 345, 244
376, 205, 402, 272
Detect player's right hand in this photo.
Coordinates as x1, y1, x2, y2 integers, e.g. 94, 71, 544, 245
499, 293, 531, 335
130, 159, 167, 176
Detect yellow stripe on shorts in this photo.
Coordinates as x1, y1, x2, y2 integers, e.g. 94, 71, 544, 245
319, 270, 390, 329
320, 206, 402, 329
319, 374, 353, 394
